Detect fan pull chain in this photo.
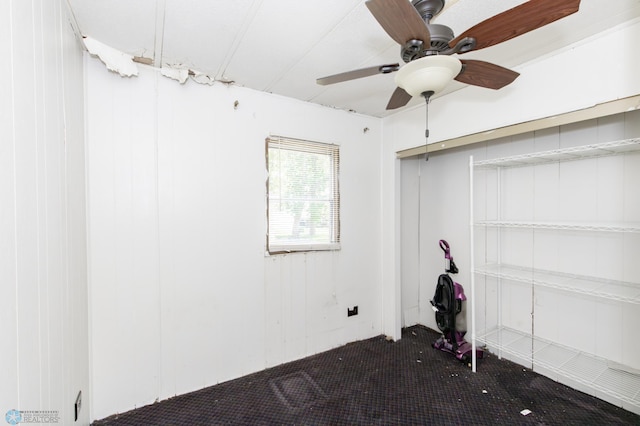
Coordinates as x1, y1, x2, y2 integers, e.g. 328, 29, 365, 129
422, 91, 434, 161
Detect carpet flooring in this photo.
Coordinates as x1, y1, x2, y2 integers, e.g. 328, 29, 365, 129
93, 325, 640, 425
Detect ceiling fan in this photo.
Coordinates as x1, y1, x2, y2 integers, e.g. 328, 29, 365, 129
317, 0, 581, 110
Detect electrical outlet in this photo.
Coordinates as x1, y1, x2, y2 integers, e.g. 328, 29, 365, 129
74, 391, 82, 421
347, 306, 358, 317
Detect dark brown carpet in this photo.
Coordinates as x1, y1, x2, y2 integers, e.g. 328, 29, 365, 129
93, 325, 640, 425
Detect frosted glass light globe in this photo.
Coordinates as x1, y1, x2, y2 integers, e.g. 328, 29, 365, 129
395, 55, 462, 97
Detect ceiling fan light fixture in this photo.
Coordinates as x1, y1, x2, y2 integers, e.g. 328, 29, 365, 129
394, 55, 462, 97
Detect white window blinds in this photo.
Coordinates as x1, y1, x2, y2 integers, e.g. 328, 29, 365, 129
266, 136, 340, 253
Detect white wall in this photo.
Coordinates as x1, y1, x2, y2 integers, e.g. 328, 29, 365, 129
0, 1, 89, 425
400, 157, 420, 328
85, 61, 383, 420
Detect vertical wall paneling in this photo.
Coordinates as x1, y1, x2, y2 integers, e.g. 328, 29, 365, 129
0, 0, 89, 424
400, 158, 420, 327
64, 1, 91, 421
0, 0, 19, 411
86, 63, 161, 411
86, 63, 383, 420
13, 0, 42, 409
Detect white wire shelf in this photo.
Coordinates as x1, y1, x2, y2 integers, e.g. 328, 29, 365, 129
475, 263, 640, 304
476, 326, 640, 412
474, 220, 640, 233
473, 138, 640, 169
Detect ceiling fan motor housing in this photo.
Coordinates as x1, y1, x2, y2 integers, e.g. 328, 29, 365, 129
401, 24, 455, 62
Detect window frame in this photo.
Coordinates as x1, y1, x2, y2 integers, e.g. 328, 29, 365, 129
265, 136, 341, 254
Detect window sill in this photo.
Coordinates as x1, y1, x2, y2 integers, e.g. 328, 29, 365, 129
267, 243, 341, 255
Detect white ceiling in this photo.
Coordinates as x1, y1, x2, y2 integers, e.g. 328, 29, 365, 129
68, 0, 640, 117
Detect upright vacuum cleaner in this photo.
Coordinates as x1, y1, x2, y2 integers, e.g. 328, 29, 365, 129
430, 240, 483, 363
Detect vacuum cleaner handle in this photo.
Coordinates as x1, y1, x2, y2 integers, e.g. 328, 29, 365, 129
439, 240, 451, 256
439, 239, 459, 274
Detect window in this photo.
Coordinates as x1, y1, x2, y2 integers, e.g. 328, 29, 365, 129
266, 136, 340, 253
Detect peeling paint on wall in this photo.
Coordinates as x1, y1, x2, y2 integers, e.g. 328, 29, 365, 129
160, 66, 189, 84
83, 37, 138, 77
83, 37, 225, 87
189, 71, 216, 86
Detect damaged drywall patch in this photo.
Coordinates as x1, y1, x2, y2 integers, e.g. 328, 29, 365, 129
156, 62, 219, 86
189, 70, 217, 86
159, 65, 223, 86
84, 37, 138, 77
82, 36, 231, 88
161, 66, 189, 84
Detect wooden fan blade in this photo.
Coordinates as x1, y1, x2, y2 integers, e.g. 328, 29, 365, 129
450, 0, 581, 52
386, 87, 412, 110
317, 63, 400, 86
366, 0, 430, 46
455, 60, 520, 90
